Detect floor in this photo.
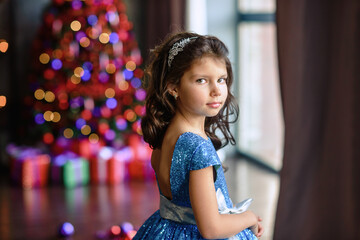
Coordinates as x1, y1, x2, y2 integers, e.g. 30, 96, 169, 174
0, 158, 279, 240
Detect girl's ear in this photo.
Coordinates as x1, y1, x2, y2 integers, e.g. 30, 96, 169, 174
167, 83, 178, 97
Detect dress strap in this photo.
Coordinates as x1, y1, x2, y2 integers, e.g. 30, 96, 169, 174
159, 195, 197, 225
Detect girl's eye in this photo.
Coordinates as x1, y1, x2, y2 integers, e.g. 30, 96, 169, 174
196, 78, 206, 83
218, 78, 227, 84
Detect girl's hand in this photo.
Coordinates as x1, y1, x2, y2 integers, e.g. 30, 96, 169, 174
250, 216, 264, 239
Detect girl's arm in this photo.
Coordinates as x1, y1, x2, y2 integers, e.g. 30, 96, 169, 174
189, 166, 261, 239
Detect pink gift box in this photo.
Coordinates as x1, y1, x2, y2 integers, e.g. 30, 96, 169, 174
91, 147, 131, 185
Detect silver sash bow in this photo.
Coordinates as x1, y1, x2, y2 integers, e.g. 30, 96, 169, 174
159, 189, 253, 240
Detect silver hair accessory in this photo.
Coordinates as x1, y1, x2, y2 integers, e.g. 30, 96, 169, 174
168, 37, 197, 67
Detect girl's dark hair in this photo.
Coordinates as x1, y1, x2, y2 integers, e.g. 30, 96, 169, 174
141, 32, 239, 150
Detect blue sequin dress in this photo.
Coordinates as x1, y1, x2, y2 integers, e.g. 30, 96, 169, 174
133, 132, 257, 240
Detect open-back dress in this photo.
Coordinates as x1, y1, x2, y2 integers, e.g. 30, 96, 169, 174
133, 132, 257, 240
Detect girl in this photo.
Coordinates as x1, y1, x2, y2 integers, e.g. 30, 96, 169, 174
134, 32, 263, 240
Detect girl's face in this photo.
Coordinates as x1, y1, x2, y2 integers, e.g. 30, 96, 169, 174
171, 56, 228, 121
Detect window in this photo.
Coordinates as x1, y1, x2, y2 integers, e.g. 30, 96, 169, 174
236, 0, 283, 171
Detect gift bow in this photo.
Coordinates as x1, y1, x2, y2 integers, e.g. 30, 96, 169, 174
216, 188, 253, 214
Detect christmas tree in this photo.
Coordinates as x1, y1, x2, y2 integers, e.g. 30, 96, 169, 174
26, 0, 146, 150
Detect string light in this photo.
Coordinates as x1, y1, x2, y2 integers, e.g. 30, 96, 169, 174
28, 0, 146, 145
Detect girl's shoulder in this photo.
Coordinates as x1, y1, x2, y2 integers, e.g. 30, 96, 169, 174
176, 132, 210, 150
174, 132, 220, 170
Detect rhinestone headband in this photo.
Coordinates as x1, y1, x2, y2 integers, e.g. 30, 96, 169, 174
168, 37, 197, 67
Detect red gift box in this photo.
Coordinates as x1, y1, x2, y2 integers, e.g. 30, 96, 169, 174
11, 153, 51, 188
126, 135, 154, 181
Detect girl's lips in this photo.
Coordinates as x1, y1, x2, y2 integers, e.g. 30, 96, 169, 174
207, 102, 222, 108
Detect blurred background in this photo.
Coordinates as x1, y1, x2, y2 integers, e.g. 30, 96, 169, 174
1, 0, 280, 239
1, 0, 358, 239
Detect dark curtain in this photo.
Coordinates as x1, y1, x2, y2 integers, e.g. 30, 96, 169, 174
143, 0, 186, 59
274, 0, 360, 239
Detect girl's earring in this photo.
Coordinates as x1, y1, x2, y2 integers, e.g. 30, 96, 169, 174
173, 94, 178, 100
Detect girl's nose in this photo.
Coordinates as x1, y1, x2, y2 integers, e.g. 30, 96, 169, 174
210, 83, 221, 96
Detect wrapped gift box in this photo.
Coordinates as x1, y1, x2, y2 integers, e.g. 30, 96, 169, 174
126, 135, 154, 181
90, 146, 131, 185
8, 145, 51, 188
51, 152, 89, 188
52, 138, 104, 159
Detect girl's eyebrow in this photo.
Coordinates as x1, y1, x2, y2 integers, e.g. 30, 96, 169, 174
189, 73, 228, 79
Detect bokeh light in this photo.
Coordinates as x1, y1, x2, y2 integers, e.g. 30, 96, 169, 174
34, 89, 45, 100
34, 113, 45, 124
71, 75, 81, 84
81, 109, 92, 120
106, 98, 117, 109
105, 88, 115, 98
75, 31, 86, 42
43, 111, 54, 121
123, 69, 133, 80
39, 53, 50, 64
124, 109, 136, 122
125, 61, 136, 71
104, 129, 116, 141
98, 72, 109, 83
81, 125, 91, 135
75, 118, 86, 129
130, 78, 141, 88
99, 33, 110, 44
98, 121, 109, 134
118, 80, 129, 91
52, 112, 61, 122
74, 67, 84, 77
135, 89, 146, 101
81, 69, 91, 81
116, 117, 127, 130
51, 59, 63, 70
43, 132, 54, 144
105, 63, 116, 74
89, 133, 99, 143
70, 20, 81, 31
0, 39, 9, 53
87, 15, 98, 26
109, 32, 119, 44
63, 128, 74, 138
79, 37, 90, 48
44, 91, 56, 102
